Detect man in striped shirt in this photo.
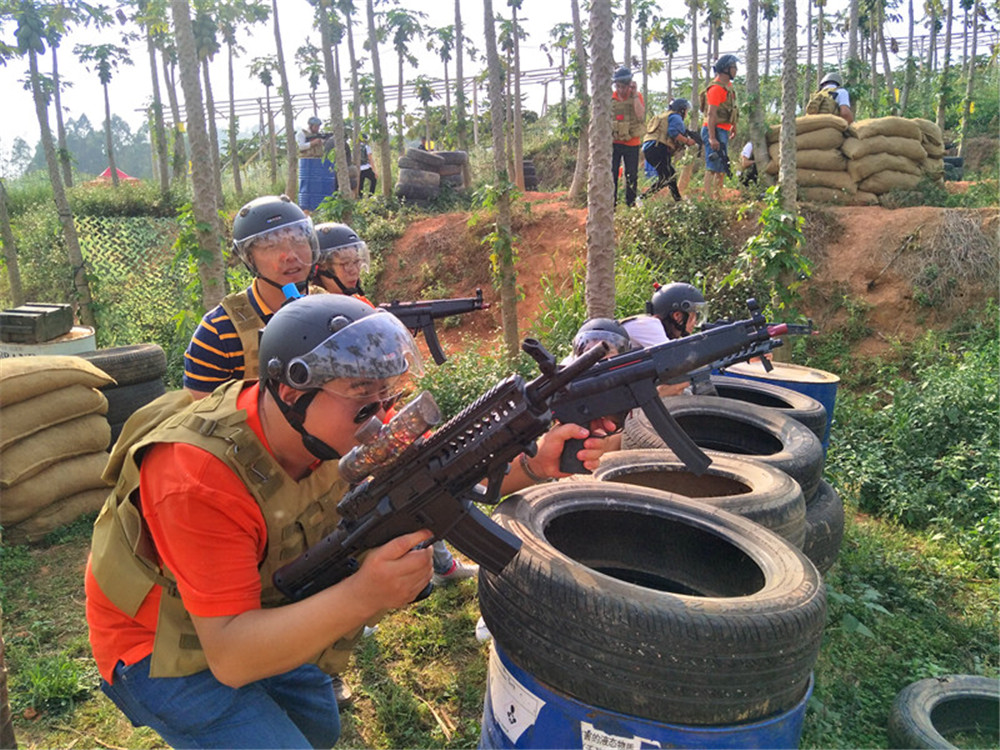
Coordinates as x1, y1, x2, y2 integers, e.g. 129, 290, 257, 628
183, 196, 320, 398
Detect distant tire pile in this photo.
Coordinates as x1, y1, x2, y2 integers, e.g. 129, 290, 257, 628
78, 344, 167, 444
522, 159, 539, 191
395, 148, 468, 203
0, 355, 115, 544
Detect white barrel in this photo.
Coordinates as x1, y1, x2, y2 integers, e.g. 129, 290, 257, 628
0, 326, 97, 358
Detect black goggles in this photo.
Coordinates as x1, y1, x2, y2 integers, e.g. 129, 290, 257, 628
353, 393, 402, 424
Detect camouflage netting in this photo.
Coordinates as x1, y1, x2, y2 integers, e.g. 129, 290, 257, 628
763, 115, 945, 205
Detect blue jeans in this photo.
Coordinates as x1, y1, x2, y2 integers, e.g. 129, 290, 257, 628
101, 656, 340, 749
701, 126, 731, 173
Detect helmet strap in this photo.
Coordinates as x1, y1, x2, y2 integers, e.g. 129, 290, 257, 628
318, 268, 364, 296
664, 311, 689, 338
265, 380, 341, 462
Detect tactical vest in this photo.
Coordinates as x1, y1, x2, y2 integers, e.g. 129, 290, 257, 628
300, 130, 325, 159
644, 114, 680, 153
89, 382, 360, 679
700, 81, 739, 127
612, 96, 646, 142
806, 88, 840, 115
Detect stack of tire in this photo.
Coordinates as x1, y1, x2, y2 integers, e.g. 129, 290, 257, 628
395, 148, 469, 204
78, 344, 167, 445
0, 355, 115, 544
522, 159, 539, 191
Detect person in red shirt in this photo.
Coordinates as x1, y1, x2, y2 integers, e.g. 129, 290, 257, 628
701, 55, 740, 201
611, 66, 646, 208
86, 294, 612, 749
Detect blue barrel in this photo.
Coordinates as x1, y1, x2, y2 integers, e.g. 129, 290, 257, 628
719, 361, 840, 455
298, 157, 338, 211
480, 643, 813, 750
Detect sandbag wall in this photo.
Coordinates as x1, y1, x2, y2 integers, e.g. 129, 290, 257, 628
395, 148, 469, 203
764, 115, 946, 205
0, 356, 114, 544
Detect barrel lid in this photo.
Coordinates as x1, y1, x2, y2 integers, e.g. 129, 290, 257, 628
725, 360, 840, 384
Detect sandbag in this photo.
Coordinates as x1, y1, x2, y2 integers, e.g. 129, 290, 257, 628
797, 149, 848, 172
0, 384, 108, 450
765, 158, 778, 176
766, 124, 781, 145
1, 451, 110, 525
859, 170, 924, 194
922, 157, 945, 176
797, 169, 856, 192
912, 118, 944, 146
5, 487, 109, 545
0, 355, 115, 406
848, 153, 923, 182
1, 414, 111, 487
798, 186, 851, 204
768, 143, 781, 162
796, 114, 850, 134
795, 128, 846, 151
852, 117, 923, 142
923, 142, 946, 158
841, 135, 927, 161
852, 191, 881, 206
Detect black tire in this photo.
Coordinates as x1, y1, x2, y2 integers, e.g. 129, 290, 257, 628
622, 395, 825, 503
396, 156, 434, 171
522, 164, 537, 177
77, 344, 167, 387
438, 163, 463, 178
888, 675, 999, 749
802, 479, 845, 575
701, 375, 828, 443
440, 174, 465, 188
397, 167, 440, 188
942, 156, 964, 168
592, 449, 806, 547
395, 183, 440, 202
943, 164, 964, 181
479, 481, 826, 725
103, 378, 166, 426
403, 147, 445, 170
435, 150, 468, 166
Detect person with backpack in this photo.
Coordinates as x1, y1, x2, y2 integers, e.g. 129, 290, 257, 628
700, 54, 739, 200
611, 66, 646, 208
641, 98, 699, 202
807, 72, 854, 124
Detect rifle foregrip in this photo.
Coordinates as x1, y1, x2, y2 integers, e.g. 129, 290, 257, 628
422, 324, 447, 365
272, 531, 360, 602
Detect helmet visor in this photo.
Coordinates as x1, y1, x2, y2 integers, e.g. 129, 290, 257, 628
317, 240, 371, 273
572, 329, 631, 358
234, 218, 319, 265
687, 301, 709, 326
285, 310, 424, 394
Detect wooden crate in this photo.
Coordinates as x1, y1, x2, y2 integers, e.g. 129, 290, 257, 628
0, 303, 74, 344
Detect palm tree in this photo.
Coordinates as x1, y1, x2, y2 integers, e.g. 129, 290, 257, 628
365, 0, 393, 198
12, 1, 97, 326
386, 7, 425, 154
157, 35, 189, 186
567, 0, 590, 205
508, 0, 526, 192
762, 0, 778, 80
270, 0, 298, 197
192, 6, 224, 207
297, 39, 325, 116
74, 42, 135, 187
935, 0, 954, 129
779, 0, 798, 212
899, 0, 917, 113
0, 179, 25, 307
957, 0, 980, 158
132, 0, 171, 195
413, 75, 437, 142
170, 0, 226, 309
633, 0, 658, 105
453, 0, 471, 186
586, 0, 615, 320
249, 55, 278, 184
313, 0, 352, 201
746, 0, 769, 187
335, 0, 363, 171
548, 22, 573, 126
427, 25, 455, 124
483, 0, 518, 363
654, 17, 686, 101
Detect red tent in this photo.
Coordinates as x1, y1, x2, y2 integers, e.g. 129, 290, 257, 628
96, 167, 139, 182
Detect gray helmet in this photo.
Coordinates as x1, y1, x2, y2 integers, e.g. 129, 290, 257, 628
315, 222, 371, 273
713, 54, 739, 75
259, 294, 423, 396
647, 282, 709, 325
819, 72, 841, 88
572, 318, 632, 359
307, 116, 322, 127
231, 195, 318, 275
613, 66, 633, 83
668, 98, 690, 113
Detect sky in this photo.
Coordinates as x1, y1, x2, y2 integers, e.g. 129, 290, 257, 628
0, 0, 930, 168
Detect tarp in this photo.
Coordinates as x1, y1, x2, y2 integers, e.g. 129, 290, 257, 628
90, 167, 140, 183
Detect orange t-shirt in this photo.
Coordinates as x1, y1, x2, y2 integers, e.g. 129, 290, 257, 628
85, 384, 270, 683
703, 81, 734, 131
612, 90, 645, 146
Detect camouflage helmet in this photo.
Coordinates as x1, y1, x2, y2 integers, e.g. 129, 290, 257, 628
572, 318, 633, 358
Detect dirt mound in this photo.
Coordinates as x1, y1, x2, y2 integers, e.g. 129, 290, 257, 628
380, 194, 997, 360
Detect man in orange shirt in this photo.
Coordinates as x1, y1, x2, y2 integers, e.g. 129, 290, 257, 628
611, 66, 646, 208
86, 294, 612, 748
701, 55, 740, 201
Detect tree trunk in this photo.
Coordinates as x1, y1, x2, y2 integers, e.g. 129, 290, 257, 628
103, 83, 120, 188
0, 179, 25, 307
266, 90, 277, 185
803, 0, 813, 110
0, 618, 16, 750
170, 0, 226, 310
747, 0, 771, 186
848, 0, 859, 64
505, 55, 517, 188
472, 76, 479, 145
765, 17, 772, 79
623, 0, 632, 66
201, 58, 224, 208
454, 0, 471, 187
936, 0, 954, 130
397, 53, 405, 154
899, 0, 915, 112
870, 23, 879, 114
958, 0, 979, 158
779, 0, 798, 212
483, 0, 518, 364
567, 0, 590, 205
163, 56, 188, 186
345, 4, 362, 174
585, 0, 615, 320
512, 6, 525, 191
367, 0, 393, 198
678, 0, 700, 195
52, 46, 73, 188
316, 3, 352, 201
148, 31, 170, 194
924, 8, 938, 104
28, 49, 96, 327
228, 42, 243, 198
877, 13, 896, 114
817, 1, 824, 90
270, 0, 297, 197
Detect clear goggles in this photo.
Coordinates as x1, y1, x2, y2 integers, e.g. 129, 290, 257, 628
572, 329, 632, 358
284, 310, 424, 395
685, 301, 709, 323
234, 218, 319, 262
317, 240, 371, 272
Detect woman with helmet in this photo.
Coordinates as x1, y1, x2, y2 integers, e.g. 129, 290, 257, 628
86, 294, 610, 748
701, 54, 739, 200
640, 98, 699, 202
183, 195, 320, 399
807, 72, 853, 123
312, 222, 373, 302
611, 65, 646, 208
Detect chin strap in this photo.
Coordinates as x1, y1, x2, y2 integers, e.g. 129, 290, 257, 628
318, 268, 364, 296
265, 380, 341, 462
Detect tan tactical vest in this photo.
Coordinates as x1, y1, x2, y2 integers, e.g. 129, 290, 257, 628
806, 88, 839, 115
89, 382, 360, 678
300, 130, 325, 159
700, 81, 739, 126
644, 114, 680, 153
612, 96, 646, 142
